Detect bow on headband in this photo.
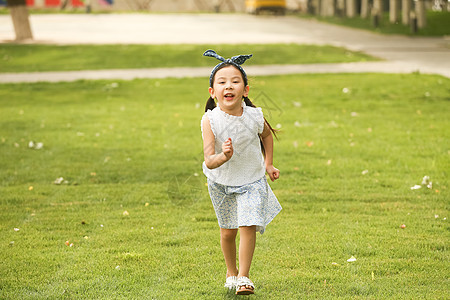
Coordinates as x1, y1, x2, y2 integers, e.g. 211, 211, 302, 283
203, 49, 253, 87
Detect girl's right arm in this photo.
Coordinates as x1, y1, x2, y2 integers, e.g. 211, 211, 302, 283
202, 116, 233, 169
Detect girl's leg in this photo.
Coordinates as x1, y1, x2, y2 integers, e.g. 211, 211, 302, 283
220, 228, 239, 277
238, 225, 256, 278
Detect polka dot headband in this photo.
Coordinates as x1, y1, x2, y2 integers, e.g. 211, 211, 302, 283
203, 49, 253, 87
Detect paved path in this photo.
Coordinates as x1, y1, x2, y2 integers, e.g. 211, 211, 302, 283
0, 14, 449, 82
0, 62, 443, 84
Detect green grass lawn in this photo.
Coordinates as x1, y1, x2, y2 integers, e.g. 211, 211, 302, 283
0, 73, 449, 299
300, 11, 450, 36
0, 43, 377, 73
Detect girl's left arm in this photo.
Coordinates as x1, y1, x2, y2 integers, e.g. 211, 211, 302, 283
261, 122, 280, 182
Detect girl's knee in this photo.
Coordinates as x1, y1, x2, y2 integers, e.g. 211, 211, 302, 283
221, 228, 238, 241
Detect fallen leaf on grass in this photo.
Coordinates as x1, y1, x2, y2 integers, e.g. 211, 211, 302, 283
347, 256, 357, 262
411, 176, 433, 190
54, 177, 63, 185
28, 141, 44, 150
103, 82, 119, 91
421, 176, 433, 189
53, 177, 68, 185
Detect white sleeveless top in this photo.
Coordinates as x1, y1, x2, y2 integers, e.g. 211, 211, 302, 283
201, 102, 266, 186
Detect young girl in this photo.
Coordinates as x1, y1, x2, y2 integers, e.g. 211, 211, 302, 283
201, 50, 282, 295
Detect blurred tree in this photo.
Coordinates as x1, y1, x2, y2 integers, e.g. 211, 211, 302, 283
7, 0, 33, 40
415, 0, 426, 28
402, 0, 411, 25
389, 0, 400, 23
346, 0, 357, 17
373, 0, 383, 15
361, 0, 370, 18
330, 0, 337, 17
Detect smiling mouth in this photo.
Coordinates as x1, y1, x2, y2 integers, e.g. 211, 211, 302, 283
224, 93, 235, 100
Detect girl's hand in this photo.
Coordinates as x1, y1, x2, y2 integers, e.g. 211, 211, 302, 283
222, 138, 233, 160
266, 165, 280, 182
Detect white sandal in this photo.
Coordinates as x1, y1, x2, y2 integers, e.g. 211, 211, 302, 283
224, 276, 237, 290
236, 276, 255, 295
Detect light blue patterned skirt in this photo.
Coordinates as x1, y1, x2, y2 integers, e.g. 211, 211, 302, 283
207, 176, 282, 234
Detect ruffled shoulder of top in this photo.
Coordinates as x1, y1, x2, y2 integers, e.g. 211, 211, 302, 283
201, 108, 218, 136
245, 106, 265, 134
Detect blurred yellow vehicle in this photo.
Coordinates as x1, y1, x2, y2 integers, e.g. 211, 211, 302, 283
245, 0, 286, 15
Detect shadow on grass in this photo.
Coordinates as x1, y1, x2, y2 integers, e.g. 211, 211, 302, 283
223, 289, 253, 299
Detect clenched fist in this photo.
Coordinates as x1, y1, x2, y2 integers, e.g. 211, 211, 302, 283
222, 138, 234, 160
266, 165, 280, 182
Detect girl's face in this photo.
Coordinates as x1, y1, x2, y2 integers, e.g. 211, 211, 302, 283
209, 65, 249, 115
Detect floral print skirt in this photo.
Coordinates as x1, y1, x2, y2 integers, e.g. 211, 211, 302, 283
207, 176, 282, 234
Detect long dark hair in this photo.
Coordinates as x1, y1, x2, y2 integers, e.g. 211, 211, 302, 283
205, 64, 278, 154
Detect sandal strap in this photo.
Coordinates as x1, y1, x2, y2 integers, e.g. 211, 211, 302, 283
236, 276, 255, 289
224, 276, 237, 289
